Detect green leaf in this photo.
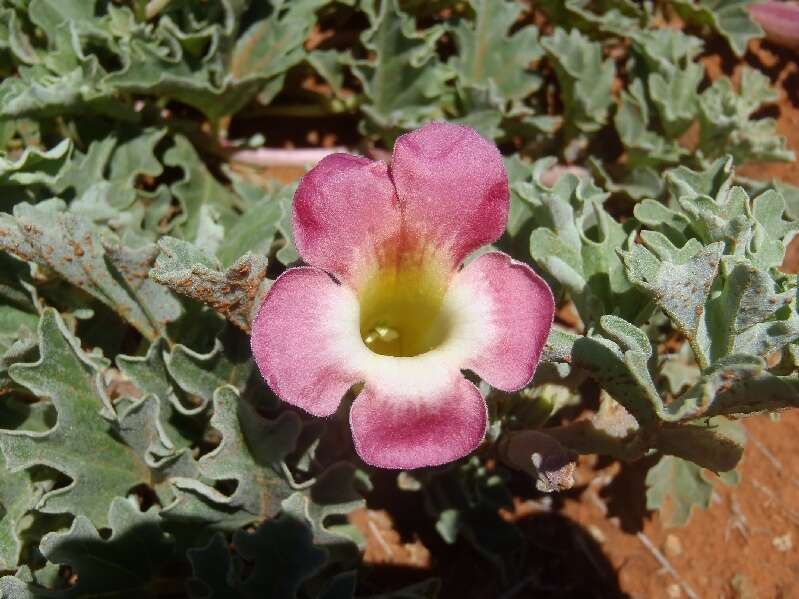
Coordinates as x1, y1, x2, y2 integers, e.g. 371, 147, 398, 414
708, 258, 797, 359
0, 309, 149, 527
282, 463, 366, 556
37, 497, 173, 597
672, 0, 762, 56
633, 199, 691, 244
539, 0, 644, 36
164, 386, 300, 529
620, 238, 724, 368
570, 323, 663, 425
614, 78, 686, 166
52, 137, 116, 198
0, 400, 51, 571
525, 168, 643, 324
450, 0, 543, 104
589, 158, 665, 201
166, 333, 254, 405
542, 327, 580, 363
646, 455, 713, 527
306, 49, 347, 97
0, 458, 36, 571
230, 0, 329, 88
630, 28, 704, 72
648, 62, 704, 138
654, 417, 745, 472
107, 128, 166, 187
0, 139, 71, 207
117, 338, 208, 421
697, 68, 793, 164
186, 494, 356, 599
186, 532, 239, 599
0, 201, 182, 340
233, 514, 327, 599
28, 0, 95, 34
150, 236, 270, 333
163, 136, 241, 255
352, 0, 452, 133
216, 185, 283, 267
749, 189, 799, 270
541, 28, 615, 134
667, 155, 734, 201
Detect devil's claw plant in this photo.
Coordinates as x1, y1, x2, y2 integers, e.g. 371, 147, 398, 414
0, 0, 797, 597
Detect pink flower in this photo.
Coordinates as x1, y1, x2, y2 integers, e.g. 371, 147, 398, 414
251, 123, 555, 469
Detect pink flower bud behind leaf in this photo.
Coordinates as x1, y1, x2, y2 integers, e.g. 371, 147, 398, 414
749, 2, 799, 50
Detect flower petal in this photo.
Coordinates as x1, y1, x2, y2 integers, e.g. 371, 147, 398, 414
251, 267, 363, 416
390, 122, 509, 267
350, 374, 487, 469
292, 153, 400, 287
449, 252, 555, 391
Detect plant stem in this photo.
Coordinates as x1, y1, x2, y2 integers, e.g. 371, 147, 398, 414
227, 146, 348, 168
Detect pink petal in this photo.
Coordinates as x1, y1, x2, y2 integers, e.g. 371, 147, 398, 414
293, 154, 401, 287
749, 2, 799, 50
390, 122, 509, 269
453, 252, 555, 391
250, 267, 363, 416
350, 374, 488, 468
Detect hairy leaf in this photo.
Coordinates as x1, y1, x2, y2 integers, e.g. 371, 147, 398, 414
0, 201, 181, 340
352, 0, 452, 133
33, 497, 172, 597
150, 236, 270, 333
672, 0, 762, 56
450, 0, 543, 104
541, 28, 614, 134
0, 309, 148, 527
646, 455, 713, 527
164, 386, 300, 529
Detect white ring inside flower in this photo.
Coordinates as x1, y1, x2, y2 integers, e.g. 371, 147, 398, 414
359, 265, 452, 357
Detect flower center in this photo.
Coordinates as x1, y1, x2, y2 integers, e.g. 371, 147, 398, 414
359, 266, 451, 357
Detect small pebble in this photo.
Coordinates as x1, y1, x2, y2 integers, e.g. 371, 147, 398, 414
772, 532, 792, 552
587, 524, 606, 544
667, 583, 681, 598
665, 534, 682, 557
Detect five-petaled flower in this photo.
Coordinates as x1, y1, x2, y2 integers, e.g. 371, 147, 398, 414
251, 122, 555, 469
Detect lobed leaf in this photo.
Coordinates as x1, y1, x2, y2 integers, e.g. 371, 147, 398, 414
0, 201, 181, 340
0, 309, 148, 527
150, 236, 270, 333
163, 386, 300, 529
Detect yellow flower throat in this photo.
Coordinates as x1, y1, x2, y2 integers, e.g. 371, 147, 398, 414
359, 265, 451, 357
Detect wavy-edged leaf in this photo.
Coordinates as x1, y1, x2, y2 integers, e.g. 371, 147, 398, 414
620, 238, 723, 368
646, 455, 713, 527
30, 497, 173, 598
672, 0, 762, 56
676, 355, 799, 418
164, 386, 300, 529
0, 201, 181, 340
0, 310, 148, 527
450, 0, 543, 104
352, 0, 452, 133
541, 28, 614, 134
